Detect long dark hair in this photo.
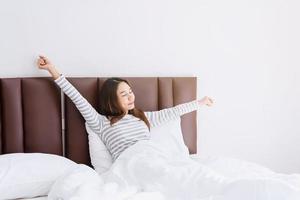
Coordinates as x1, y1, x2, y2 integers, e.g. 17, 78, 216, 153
99, 77, 150, 130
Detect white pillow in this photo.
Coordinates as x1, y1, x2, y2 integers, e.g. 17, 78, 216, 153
150, 117, 189, 157
85, 117, 189, 175
0, 153, 76, 199
85, 123, 113, 175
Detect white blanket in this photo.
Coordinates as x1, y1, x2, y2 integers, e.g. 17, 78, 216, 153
48, 140, 300, 200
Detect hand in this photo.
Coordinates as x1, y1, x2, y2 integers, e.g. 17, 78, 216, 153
37, 55, 54, 71
36, 55, 60, 79
198, 96, 214, 107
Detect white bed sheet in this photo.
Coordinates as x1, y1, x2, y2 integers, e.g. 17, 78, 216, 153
46, 140, 300, 200
11, 150, 300, 200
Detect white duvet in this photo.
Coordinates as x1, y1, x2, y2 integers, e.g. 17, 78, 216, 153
48, 140, 300, 200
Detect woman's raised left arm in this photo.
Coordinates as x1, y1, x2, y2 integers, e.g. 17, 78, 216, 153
144, 96, 213, 127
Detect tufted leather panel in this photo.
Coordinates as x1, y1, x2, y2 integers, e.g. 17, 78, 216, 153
0, 79, 23, 153
122, 78, 158, 111
157, 78, 173, 109
172, 78, 197, 154
0, 78, 62, 155
0, 84, 1, 154
22, 78, 62, 154
64, 78, 98, 165
64, 77, 197, 165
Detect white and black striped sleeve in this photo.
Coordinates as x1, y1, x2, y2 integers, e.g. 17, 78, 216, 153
54, 74, 104, 134
144, 100, 201, 127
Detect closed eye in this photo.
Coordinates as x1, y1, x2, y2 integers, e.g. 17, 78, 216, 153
120, 88, 133, 97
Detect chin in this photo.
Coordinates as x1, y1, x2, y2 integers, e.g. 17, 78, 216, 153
128, 105, 135, 110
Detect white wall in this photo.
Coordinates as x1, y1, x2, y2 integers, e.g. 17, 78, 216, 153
1, 0, 299, 173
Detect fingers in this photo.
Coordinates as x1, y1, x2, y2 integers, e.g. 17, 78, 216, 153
38, 55, 49, 64
37, 58, 45, 67
198, 96, 214, 107
37, 55, 48, 68
206, 96, 214, 106
39, 55, 47, 60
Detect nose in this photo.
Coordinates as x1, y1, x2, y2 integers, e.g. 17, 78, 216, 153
128, 93, 134, 101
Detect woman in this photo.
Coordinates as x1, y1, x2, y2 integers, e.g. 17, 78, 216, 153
37, 55, 213, 161
37, 56, 300, 200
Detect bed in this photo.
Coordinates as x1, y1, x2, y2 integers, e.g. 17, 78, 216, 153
1, 76, 299, 200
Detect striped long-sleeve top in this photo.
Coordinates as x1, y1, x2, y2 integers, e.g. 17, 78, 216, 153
55, 75, 201, 161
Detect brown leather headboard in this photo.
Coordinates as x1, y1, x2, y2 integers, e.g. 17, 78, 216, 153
0, 77, 197, 166
0, 78, 62, 155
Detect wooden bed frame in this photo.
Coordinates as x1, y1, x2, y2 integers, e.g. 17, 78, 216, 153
0, 77, 197, 166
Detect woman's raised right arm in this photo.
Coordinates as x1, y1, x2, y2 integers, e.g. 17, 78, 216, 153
37, 55, 104, 134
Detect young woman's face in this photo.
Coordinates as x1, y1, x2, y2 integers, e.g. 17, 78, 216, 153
116, 82, 135, 113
